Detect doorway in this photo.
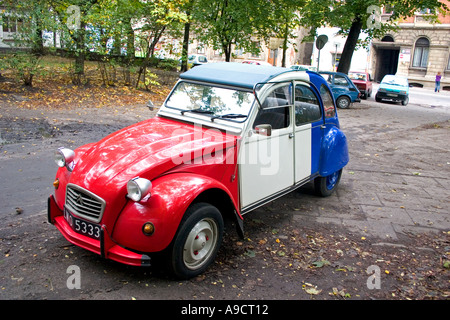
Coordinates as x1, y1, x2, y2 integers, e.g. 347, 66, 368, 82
375, 48, 399, 82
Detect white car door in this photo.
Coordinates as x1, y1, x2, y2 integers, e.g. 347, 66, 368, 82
293, 83, 323, 184
239, 83, 295, 211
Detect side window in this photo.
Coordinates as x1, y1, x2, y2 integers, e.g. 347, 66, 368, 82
320, 84, 336, 118
294, 84, 321, 126
334, 75, 349, 86
253, 83, 291, 130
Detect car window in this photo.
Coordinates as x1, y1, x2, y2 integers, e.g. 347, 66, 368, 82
349, 72, 366, 81
320, 84, 336, 118
253, 83, 291, 130
165, 81, 254, 121
334, 75, 349, 86
294, 84, 321, 125
324, 74, 333, 84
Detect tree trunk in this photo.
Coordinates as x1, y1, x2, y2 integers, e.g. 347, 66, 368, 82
223, 42, 232, 62
125, 19, 135, 59
336, 16, 362, 74
32, 13, 44, 56
124, 18, 135, 85
72, 22, 86, 85
180, 21, 191, 72
281, 22, 289, 68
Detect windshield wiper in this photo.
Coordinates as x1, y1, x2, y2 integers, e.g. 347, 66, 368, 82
180, 109, 214, 115
211, 113, 248, 122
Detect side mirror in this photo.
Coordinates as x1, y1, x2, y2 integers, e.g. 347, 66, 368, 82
255, 124, 272, 136
147, 100, 155, 111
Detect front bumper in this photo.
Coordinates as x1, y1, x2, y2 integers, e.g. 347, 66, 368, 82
376, 91, 408, 102
47, 195, 150, 267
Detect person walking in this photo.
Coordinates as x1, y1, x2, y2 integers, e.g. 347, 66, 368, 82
435, 72, 442, 92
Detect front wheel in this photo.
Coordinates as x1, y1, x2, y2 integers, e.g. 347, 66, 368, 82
168, 202, 224, 279
314, 169, 342, 197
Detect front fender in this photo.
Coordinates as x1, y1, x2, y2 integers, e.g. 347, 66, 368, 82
319, 127, 349, 177
111, 173, 238, 253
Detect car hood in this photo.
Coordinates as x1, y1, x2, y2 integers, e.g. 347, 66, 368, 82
68, 116, 237, 191
380, 83, 408, 93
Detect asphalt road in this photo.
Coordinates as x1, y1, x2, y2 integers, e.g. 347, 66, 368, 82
0, 89, 449, 301
372, 82, 450, 109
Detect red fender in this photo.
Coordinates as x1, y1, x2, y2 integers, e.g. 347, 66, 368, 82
111, 173, 239, 253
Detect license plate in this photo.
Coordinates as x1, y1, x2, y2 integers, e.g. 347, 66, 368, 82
64, 207, 101, 240
387, 93, 398, 97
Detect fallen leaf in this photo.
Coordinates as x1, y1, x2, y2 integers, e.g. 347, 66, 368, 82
304, 285, 322, 295
312, 259, 330, 268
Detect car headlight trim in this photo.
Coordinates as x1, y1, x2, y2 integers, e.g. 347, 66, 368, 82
55, 147, 75, 171
127, 177, 152, 202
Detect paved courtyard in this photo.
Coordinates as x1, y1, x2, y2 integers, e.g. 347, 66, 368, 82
0, 88, 449, 300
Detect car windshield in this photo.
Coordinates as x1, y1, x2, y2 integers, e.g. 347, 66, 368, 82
348, 72, 366, 81
165, 82, 254, 122
382, 76, 408, 87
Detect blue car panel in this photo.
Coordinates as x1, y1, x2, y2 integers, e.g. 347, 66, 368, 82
319, 71, 361, 108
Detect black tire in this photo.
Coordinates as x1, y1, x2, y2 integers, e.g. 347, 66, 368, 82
168, 202, 224, 279
314, 169, 342, 197
401, 97, 409, 106
375, 94, 381, 103
336, 96, 350, 109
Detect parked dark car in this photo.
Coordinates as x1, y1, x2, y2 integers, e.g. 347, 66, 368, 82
319, 71, 361, 108
348, 71, 373, 99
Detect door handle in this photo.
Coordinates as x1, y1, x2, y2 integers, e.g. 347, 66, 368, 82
289, 133, 294, 139
320, 125, 326, 129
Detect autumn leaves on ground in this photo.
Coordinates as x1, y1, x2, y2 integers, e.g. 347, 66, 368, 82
0, 55, 174, 112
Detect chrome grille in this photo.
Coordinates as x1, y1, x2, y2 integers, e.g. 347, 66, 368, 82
65, 184, 105, 223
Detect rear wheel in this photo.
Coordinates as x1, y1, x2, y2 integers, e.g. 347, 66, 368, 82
168, 202, 223, 279
336, 96, 350, 109
315, 169, 342, 197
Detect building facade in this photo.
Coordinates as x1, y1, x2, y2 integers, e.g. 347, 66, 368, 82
370, 1, 450, 89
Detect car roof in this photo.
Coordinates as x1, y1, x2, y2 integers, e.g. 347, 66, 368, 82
180, 62, 291, 89
319, 71, 349, 77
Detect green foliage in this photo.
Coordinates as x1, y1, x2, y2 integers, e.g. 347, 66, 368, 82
299, 0, 448, 73
0, 52, 43, 86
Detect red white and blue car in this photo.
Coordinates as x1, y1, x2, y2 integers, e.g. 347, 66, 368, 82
48, 62, 349, 279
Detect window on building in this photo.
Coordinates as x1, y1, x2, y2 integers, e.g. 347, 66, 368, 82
447, 55, 450, 70
412, 37, 429, 68
2, 15, 16, 33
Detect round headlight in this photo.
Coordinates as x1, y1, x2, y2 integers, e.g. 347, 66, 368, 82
127, 177, 152, 202
55, 147, 75, 170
